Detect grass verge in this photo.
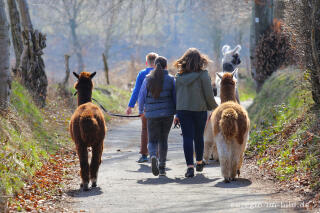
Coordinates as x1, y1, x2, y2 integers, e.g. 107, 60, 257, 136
246, 68, 320, 208
0, 80, 131, 211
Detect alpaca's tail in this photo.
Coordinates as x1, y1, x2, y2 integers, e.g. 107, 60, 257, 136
219, 108, 238, 141
79, 112, 99, 142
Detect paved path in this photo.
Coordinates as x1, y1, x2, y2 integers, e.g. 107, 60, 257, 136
69, 114, 301, 213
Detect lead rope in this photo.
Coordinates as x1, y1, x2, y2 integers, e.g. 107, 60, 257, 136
91, 97, 141, 118
73, 91, 141, 118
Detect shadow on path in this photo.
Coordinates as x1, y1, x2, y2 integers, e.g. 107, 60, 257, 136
137, 174, 219, 185
66, 187, 103, 198
204, 161, 220, 168
214, 178, 252, 188
127, 163, 173, 174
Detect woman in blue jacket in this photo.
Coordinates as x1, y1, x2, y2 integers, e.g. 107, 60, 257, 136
138, 56, 176, 176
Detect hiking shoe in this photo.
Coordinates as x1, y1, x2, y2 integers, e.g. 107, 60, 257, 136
159, 166, 166, 176
151, 156, 159, 176
196, 162, 205, 172
185, 167, 194, 178
137, 155, 148, 163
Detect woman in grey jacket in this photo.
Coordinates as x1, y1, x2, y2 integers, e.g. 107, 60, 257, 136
138, 56, 176, 176
174, 48, 218, 178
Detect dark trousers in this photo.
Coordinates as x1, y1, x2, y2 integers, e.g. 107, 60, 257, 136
140, 115, 148, 155
177, 110, 207, 166
147, 116, 174, 167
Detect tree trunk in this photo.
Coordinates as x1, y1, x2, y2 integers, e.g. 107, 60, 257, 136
7, 0, 23, 75
0, 0, 11, 111
17, 0, 48, 107
310, 0, 320, 106
69, 18, 84, 73
212, 27, 222, 73
16, 0, 32, 31
63, 54, 70, 86
102, 53, 110, 84
273, 0, 285, 20
58, 54, 72, 99
250, 0, 274, 92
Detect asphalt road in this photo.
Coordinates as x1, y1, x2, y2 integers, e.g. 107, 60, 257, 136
68, 110, 302, 213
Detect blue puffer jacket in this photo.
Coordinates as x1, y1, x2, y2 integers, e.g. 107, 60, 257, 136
138, 70, 176, 118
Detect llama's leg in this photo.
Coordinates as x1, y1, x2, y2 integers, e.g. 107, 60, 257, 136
230, 158, 239, 181
237, 154, 244, 177
204, 139, 213, 164
215, 133, 231, 182
230, 140, 244, 181
212, 141, 219, 162
203, 116, 213, 164
237, 134, 248, 177
77, 145, 89, 191
90, 142, 103, 187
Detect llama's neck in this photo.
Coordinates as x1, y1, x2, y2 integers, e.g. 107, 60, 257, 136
220, 84, 237, 103
77, 90, 92, 106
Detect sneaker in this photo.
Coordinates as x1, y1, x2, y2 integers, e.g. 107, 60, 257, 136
185, 167, 194, 178
159, 166, 166, 176
196, 162, 205, 172
137, 155, 148, 163
151, 156, 159, 176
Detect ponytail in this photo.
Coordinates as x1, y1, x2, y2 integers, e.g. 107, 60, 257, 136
147, 56, 167, 99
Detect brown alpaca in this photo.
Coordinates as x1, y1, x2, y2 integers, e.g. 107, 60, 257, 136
205, 71, 250, 182
204, 72, 238, 163
69, 72, 106, 191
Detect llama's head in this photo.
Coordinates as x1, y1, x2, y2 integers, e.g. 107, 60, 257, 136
217, 70, 238, 103
73, 71, 96, 91
73, 71, 96, 105
217, 70, 237, 86
221, 45, 241, 72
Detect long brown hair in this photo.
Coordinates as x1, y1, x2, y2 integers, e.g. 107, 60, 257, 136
174, 48, 210, 74
147, 56, 167, 99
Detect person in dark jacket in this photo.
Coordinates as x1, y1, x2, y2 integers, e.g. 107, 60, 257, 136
127, 52, 158, 163
174, 48, 218, 178
138, 56, 176, 176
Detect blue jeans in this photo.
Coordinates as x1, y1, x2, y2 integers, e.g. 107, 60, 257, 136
177, 110, 207, 166
147, 116, 174, 168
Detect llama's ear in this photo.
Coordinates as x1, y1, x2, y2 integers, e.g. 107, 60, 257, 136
231, 68, 238, 78
233, 45, 242, 54
216, 72, 223, 79
221, 45, 230, 56
90, 72, 97, 79
73, 72, 79, 79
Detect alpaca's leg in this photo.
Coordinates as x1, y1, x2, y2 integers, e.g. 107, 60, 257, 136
237, 154, 244, 177
203, 139, 213, 164
77, 145, 89, 191
203, 117, 213, 164
237, 134, 248, 177
212, 141, 219, 162
229, 140, 242, 180
215, 133, 231, 182
90, 142, 103, 187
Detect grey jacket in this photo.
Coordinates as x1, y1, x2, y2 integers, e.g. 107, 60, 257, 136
175, 70, 218, 111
